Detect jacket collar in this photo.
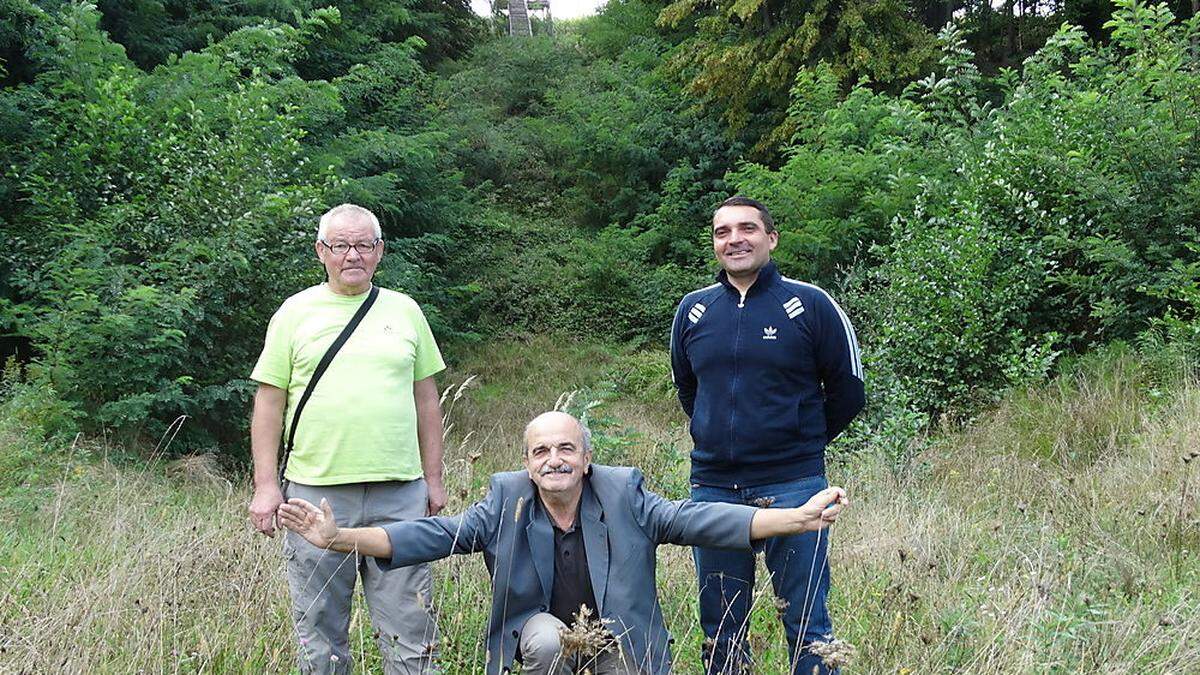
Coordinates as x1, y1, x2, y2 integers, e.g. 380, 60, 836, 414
716, 260, 780, 297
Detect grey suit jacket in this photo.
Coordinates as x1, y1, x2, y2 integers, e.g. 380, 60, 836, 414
379, 465, 757, 674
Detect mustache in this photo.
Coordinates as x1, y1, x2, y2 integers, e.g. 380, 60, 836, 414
539, 465, 573, 475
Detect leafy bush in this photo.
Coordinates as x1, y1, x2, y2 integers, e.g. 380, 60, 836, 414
0, 359, 79, 444
0, 3, 480, 452
733, 4, 1200, 420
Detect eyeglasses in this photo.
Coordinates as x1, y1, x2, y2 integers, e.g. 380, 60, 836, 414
319, 238, 381, 255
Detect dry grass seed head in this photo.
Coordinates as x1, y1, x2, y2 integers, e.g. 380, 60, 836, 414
558, 605, 617, 658
808, 638, 857, 670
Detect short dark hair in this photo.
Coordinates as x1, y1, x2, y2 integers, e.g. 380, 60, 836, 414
714, 195, 775, 233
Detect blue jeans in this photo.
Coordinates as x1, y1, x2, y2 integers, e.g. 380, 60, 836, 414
691, 475, 836, 675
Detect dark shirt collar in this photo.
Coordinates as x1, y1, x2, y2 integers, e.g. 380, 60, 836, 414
717, 260, 780, 297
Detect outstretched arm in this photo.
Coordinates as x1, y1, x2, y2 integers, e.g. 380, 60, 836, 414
282, 477, 506, 568
631, 469, 849, 549
749, 487, 848, 540
278, 498, 393, 557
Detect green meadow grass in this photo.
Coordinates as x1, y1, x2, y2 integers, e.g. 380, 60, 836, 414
1, 338, 1197, 672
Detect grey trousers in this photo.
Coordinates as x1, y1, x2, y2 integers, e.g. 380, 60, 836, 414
284, 479, 439, 674
519, 612, 640, 675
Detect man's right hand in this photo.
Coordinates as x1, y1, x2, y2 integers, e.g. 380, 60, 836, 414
249, 484, 285, 537
278, 498, 340, 550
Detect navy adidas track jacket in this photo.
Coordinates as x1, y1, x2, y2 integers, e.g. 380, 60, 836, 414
670, 262, 866, 487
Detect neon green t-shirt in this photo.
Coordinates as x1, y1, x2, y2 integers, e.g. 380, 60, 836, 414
251, 284, 446, 485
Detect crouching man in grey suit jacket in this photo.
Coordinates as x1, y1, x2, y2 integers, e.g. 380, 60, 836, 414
279, 411, 847, 675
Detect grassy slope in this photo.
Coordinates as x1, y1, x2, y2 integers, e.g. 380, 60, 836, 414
1, 339, 1197, 672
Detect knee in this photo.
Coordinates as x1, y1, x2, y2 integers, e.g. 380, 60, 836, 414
520, 613, 565, 665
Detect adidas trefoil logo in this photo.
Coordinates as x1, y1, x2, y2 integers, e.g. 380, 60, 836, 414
762, 326, 778, 341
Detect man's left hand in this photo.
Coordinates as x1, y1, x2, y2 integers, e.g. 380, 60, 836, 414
749, 486, 849, 540
426, 476, 448, 516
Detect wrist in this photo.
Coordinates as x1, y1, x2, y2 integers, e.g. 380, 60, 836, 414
796, 509, 814, 533
328, 526, 347, 550
254, 478, 281, 493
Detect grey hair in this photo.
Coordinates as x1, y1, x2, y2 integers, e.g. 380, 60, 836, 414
579, 420, 592, 452
317, 204, 382, 241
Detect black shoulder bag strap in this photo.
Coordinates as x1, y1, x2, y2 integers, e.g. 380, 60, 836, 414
279, 285, 379, 486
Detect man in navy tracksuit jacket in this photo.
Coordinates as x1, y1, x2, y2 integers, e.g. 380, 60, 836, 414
670, 196, 865, 674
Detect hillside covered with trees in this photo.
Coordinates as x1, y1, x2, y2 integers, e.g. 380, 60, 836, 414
2, 0, 1197, 459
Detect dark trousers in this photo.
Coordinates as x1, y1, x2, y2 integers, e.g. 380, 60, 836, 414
691, 474, 836, 675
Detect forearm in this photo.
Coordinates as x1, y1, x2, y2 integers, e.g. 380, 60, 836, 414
329, 526, 393, 558
418, 425, 444, 482
678, 389, 696, 419
749, 508, 811, 539
250, 385, 286, 488
413, 378, 445, 482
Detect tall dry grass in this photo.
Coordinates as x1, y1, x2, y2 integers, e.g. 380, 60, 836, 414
1, 338, 1197, 672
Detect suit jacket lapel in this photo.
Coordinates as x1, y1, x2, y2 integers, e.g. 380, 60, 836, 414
580, 479, 609, 616
526, 498, 554, 605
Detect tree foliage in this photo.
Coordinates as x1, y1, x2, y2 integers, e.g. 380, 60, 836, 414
0, 2, 471, 448
2, 0, 1198, 457
734, 3, 1200, 415
658, 0, 937, 150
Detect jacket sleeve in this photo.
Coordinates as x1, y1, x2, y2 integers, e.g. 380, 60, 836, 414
627, 469, 755, 550
378, 475, 503, 570
811, 291, 865, 442
669, 298, 697, 418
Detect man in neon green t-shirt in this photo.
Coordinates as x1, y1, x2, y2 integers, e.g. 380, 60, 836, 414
248, 203, 447, 673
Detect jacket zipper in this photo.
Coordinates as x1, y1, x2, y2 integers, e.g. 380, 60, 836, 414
728, 290, 746, 465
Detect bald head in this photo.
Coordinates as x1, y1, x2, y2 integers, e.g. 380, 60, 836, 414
523, 411, 591, 456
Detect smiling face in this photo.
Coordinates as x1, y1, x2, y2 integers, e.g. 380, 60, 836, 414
712, 204, 778, 282
523, 412, 591, 499
316, 213, 383, 296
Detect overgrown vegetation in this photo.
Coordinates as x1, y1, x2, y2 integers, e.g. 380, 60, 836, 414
3, 0, 1199, 451
2, 340, 1196, 671
1, 0, 1199, 666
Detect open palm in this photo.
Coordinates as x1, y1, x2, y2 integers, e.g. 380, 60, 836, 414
278, 497, 339, 549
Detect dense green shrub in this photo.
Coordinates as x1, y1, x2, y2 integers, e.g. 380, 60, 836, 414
733, 3, 1200, 418
0, 3, 470, 450
728, 63, 949, 283
3, 0, 1198, 465
1, 5, 331, 447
